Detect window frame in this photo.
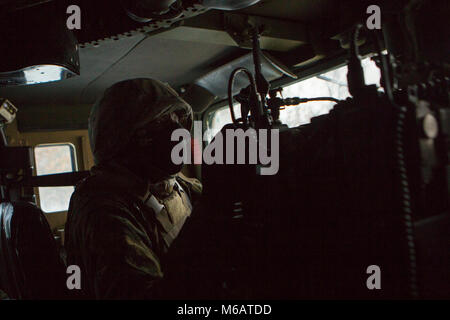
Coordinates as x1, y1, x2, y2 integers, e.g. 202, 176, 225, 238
34, 142, 78, 213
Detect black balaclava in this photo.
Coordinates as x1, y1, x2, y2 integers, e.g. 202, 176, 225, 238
88, 78, 193, 182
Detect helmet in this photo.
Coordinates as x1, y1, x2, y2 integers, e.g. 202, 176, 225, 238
89, 78, 193, 166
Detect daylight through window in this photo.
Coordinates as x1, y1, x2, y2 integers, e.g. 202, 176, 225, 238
34, 144, 77, 213
205, 56, 381, 142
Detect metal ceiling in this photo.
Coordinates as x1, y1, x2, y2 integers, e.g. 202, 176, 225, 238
0, 0, 365, 109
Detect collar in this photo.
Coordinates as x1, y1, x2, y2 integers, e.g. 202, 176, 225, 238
149, 177, 177, 199
90, 161, 149, 200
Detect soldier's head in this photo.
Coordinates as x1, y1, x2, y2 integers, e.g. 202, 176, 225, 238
89, 78, 193, 181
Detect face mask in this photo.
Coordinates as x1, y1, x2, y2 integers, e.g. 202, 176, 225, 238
137, 120, 185, 179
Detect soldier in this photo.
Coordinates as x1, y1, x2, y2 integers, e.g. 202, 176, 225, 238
65, 78, 202, 299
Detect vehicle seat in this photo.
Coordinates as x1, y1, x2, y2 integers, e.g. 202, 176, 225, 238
0, 201, 68, 299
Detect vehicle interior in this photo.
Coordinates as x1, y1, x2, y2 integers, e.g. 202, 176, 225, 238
0, 0, 449, 300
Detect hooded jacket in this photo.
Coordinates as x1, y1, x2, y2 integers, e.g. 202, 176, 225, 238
64, 79, 201, 299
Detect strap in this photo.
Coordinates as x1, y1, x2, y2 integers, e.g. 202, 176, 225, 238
18, 171, 90, 187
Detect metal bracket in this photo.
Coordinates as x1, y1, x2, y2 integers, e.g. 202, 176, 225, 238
223, 12, 308, 51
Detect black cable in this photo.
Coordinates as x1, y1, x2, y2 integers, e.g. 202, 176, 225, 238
273, 97, 340, 108
228, 67, 257, 124
350, 24, 363, 59
302, 97, 340, 103
368, 22, 419, 300
252, 29, 263, 89
371, 30, 395, 103
347, 24, 365, 96
370, 24, 419, 299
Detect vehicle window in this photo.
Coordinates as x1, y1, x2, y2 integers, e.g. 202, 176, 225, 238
279, 57, 380, 128
205, 56, 381, 141
204, 104, 241, 143
34, 144, 77, 213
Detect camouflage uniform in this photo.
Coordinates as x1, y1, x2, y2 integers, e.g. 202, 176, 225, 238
65, 79, 201, 299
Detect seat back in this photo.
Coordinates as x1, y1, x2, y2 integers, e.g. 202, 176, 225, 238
0, 201, 67, 299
